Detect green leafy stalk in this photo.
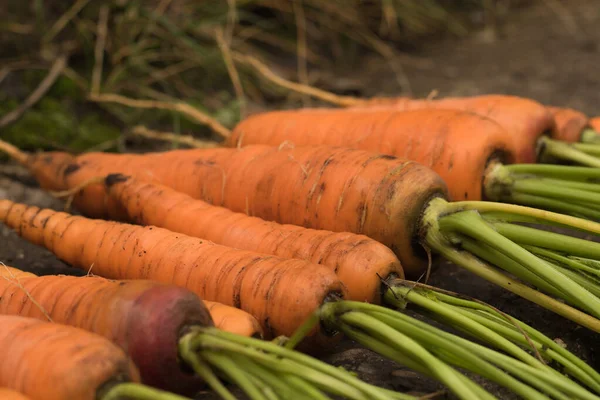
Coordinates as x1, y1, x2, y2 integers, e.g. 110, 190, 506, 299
101, 383, 193, 400
421, 197, 600, 332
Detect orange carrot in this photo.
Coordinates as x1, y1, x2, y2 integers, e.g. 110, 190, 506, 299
591, 117, 600, 132
103, 174, 403, 303
202, 300, 263, 338
0, 266, 212, 393
0, 389, 29, 400
231, 108, 515, 201
0, 315, 140, 400
34, 146, 442, 274
547, 106, 590, 143
0, 199, 348, 339
351, 94, 556, 163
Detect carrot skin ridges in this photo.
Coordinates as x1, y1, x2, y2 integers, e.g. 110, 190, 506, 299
0, 200, 348, 339
105, 175, 404, 303
353, 94, 556, 162
0, 270, 211, 394
547, 106, 589, 143
0, 388, 30, 400
230, 109, 511, 202
0, 315, 140, 400
203, 300, 263, 337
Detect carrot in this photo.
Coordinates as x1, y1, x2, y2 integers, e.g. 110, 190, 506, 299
0, 388, 30, 400
0, 199, 347, 340
547, 106, 590, 143
590, 117, 600, 132
0, 315, 140, 400
3, 142, 600, 334
231, 108, 515, 201
230, 108, 600, 219
0, 266, 213, 393
348, 95, 555, 163
0, 265, 261, 338
103, 173, 403, 303
202, 300, 263, 338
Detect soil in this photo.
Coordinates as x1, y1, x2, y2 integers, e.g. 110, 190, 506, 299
1, 0, 600, 399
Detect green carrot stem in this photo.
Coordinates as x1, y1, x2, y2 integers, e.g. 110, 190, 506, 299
549, 265, 600, 298
504, 163, 600, 180
423, 225, 600, 332
198, 328, 412, 400
541, 137, 600, 167
490, 222, 600, 259
501, 193, 600, 220
580, 129, 600, 144
511, 179, 600, 205
460, 238, 573, 302
573, 142, 600, 156
202, 352, 268, 400
363, 306, 575, 399
195, 333, 395, 400
101, 383, 193, 400
177, 335, 237, 400
394, 283, 600, 392
225, 354, 299, 399
443, 198, 600, 233
336, 311, 484, 400
524, 246, 600, 277
384, 288, 543, 368
527, 178, 600, 193
283, 375, 333, 400
364, 310, 549, 399
439, 211, 600, 317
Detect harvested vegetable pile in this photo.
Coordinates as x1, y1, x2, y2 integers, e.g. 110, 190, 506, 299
3, 1, 600, 399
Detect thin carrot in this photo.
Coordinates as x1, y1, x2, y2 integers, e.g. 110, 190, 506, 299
0, 266, 213, 393
0, 388, 30, 400
0, 315, 140, 400
0, 199, 347, 340
103, 174, 403, 303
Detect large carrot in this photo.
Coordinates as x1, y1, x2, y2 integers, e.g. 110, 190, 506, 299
352, 94, 554, 163
0, 199, 347, 340
231, 108, 600, 219
3, 142, 600, 334
0, 315, 175, 400
103, 173, 403, 303
232, 108, 514, 201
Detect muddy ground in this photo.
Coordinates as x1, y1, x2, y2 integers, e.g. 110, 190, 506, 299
1, 0, 600, 398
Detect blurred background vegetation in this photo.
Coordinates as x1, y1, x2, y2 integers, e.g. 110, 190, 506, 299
0, 0, 528, 153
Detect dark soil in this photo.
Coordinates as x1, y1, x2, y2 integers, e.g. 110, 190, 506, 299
1, 1, 599, 399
